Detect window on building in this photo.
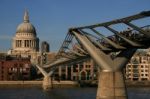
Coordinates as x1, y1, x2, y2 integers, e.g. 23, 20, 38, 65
141, 78, 148, 81
141, 65, 144, 68
128, 69, 131, 72
73, 65, 77, 72
79, 65, 83, 70
131, 58, 139, 64
141, 70, 144, 72
145, 66, 148, 68
62, 68, 66, 72
133, 78, 139, 81
133, 69, 138, 73
128, 65, 131, 68
145, 70, 148, 72
133, 65, 138, 68
133, 74, 139, 77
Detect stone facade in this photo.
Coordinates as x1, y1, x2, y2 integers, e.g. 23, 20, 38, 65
52, 50, 150, 82
0, 55, 32, 80
10, 10, 40, 64
125, 50, 150, 81
53, 59, 97, 81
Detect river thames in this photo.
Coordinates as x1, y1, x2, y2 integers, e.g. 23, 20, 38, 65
0, 87, 150, 99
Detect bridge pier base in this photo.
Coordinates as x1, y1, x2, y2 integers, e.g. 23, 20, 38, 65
42, 76, 52, 90
97, 71, 127, 99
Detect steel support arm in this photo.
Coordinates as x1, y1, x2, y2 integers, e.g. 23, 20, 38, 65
86, 35, 111, 51
91, 28, 125, 49
105, 26, 142, 47
74, 44, 88, 54
113, 48, 137, 70
68, 49, 85, 56
124, 22, 150, 37
35, 65, 49, 77
79, 30, 111, 51
72, 30, 113, 71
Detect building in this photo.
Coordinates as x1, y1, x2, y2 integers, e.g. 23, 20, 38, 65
9, 10, 40, 64
53, 59, 97, 81
4, 10, 57, 66
52, 49, 150, 82
38, 52, 56, 66
125, 50, 150, 81
41, 41, 50, 53
0, 55, 32, 80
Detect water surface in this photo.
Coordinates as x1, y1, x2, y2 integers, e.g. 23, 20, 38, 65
0, 87, 149, 99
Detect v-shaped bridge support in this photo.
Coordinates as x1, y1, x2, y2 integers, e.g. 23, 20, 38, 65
72, 30, 136, 99
35, 65, 54, 90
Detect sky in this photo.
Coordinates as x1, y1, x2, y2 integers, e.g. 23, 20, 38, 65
0, 0, 150, 52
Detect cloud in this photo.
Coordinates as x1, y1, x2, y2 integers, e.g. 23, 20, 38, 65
0, 35, 12, 40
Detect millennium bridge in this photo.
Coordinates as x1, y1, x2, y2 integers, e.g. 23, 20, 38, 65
36, 11, 150, 99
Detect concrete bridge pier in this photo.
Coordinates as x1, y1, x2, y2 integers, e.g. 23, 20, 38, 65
72, 31, 137, 99
43, 76, 52, 90
35, 65, 53, 90
97, 71, 127, 99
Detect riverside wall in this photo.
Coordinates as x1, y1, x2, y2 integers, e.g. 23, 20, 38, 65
125, 81, 150, 87
0, 80, 149, 88
0, 81, 79, 88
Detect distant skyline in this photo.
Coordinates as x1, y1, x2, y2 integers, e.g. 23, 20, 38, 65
0, 0, 150, 52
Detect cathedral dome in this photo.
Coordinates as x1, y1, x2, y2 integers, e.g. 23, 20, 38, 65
16, 22, 36, 34
16, 10, 36, 35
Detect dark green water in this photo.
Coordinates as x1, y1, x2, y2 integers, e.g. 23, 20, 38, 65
0, 87, 149, 99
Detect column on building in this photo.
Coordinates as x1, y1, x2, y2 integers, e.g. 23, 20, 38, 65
58, 66, 62, 80
22, 40, 24, 47
77, 64, 80, 80
71, 65, 73, 80
65, 66, 68, 80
